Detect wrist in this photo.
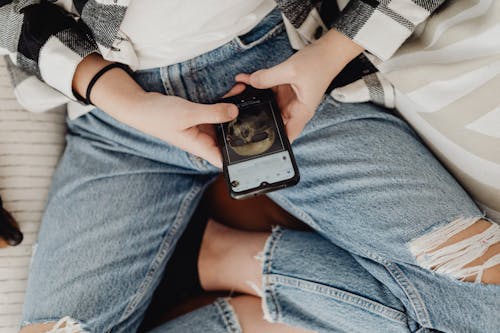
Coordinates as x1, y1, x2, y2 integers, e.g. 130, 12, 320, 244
73, 53, 148, 115
88, 66, 148, 117
315, 29, 364, 75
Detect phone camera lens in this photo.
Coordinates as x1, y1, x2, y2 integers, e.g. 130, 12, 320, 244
261, 182, 268, 187
231, 180, 240, 188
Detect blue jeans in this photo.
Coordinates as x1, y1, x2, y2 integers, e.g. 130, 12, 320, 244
22, 10, 499, 333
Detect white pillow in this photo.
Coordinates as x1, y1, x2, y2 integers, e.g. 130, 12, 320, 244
384, 0, 500, 222
0, 57, 66, 332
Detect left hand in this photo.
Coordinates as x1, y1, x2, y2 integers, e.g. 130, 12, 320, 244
236, 29, 363, 142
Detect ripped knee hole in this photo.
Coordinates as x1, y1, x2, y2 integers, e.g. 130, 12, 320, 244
410, 218, 500, 283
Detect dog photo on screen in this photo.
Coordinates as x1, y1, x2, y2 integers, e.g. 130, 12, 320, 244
224, 104, 284, 164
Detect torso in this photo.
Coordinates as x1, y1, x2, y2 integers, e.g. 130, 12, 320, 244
121, 0, 276, 69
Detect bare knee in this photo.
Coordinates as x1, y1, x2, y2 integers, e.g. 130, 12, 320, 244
20, 323, 57, 333
410, 218, 500, 284
229, 296, 313, 333
20, 317, 86, 333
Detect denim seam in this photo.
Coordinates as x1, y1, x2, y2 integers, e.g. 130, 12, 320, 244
262, 226, 285, 323
115, 182, 202, 327
415, 328, 434, 333
214, 298, 243, 333
382, 261, 432, 328
269, 194, 320, 230
234, 22, 285, 50
159, 66, 174, 97
188, 58, 207, 103
161, 61, 190, 101
265, 274, 409, 324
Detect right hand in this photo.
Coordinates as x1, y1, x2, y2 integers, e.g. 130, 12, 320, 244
126, 92, 238, 168
73, 54, 241, 168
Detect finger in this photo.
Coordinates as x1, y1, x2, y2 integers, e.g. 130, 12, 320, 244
185, 102, 238, 126
285, 116, 307, 143
236, 74, 281, 96
248, 63, 293, 89
235, 73, 251, 84
284, 104, 311, 143
223, 83, 246, 98
181, 128, 223, 168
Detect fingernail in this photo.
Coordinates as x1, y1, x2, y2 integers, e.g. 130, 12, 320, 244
227, 105, 238, 118
249, 74, 256, 84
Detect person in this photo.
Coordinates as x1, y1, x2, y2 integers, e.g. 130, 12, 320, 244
1, 1, 498, 332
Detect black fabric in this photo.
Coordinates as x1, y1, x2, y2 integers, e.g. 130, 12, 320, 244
275, 0, 316, 27
331, 0, 375, 39
0, 0, 13, 6
328, 54, 378, 92
319, 0, 340, 28
72, 0, 89, 14
363, 0, 380, 8
18, 2, 85, 61
0, 196, 23, 247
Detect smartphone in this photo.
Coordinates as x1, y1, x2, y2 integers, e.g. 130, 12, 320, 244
216, 86, 300, 199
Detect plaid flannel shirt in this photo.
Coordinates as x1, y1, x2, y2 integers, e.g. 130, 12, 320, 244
0, 0, 446, 114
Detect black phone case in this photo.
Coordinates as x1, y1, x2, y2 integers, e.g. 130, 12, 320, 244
216, 87, 300, 200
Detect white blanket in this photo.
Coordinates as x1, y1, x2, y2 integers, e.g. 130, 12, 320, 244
0, 57, 66, 333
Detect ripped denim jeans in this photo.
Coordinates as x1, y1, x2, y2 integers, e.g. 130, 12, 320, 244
22, 8, 499, 333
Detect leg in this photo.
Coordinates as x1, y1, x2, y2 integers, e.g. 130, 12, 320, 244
198, 220, 411, 333
198, 219, 500, 332
198, 220, 265, 295
146, 296, 312, 333
20, 108, 217, 333
262, 98, 500, 331
202, 175, 307, 232
229, 296, 312, 333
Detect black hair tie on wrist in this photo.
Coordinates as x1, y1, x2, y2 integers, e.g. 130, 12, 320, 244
74, 63, 132, 106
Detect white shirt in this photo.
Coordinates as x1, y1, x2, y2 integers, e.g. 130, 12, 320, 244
121, 0, 276, 70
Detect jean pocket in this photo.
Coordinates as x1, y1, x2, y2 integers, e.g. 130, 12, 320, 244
234, 10, 285, 50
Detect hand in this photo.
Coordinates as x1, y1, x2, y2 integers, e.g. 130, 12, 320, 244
128, 92, 239, 168
73, 54, 241, 168
236, 29, 363, 142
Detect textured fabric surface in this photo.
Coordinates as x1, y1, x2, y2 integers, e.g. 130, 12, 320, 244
1, 0, 443, 117
121, 0, 276, 69
0, 57, 66, 333
20, 26, 492, 332
332, 0, 500, 221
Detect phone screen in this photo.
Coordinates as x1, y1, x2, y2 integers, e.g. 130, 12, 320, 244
220, 99, 296, 193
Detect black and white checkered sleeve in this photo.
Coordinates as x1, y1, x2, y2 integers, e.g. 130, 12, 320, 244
0, 0, 98, 100
332, 0, 446, 60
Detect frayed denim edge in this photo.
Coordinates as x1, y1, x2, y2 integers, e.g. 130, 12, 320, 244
260, 226, 285, 323
20, 317, 90, 332
214, 298, 243, 333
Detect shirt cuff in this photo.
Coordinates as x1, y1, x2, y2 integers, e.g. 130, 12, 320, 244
38, 30, 99, 102
332, 0, 436, 60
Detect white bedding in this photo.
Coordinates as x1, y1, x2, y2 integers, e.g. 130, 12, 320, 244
0, 57, 66, 333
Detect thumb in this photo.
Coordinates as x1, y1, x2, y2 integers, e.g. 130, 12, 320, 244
284, 103, 311, 143
285, 116, 307, 143
181, 127, 223, 168
248, 62, 293, 89
186, 102, 238, 126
